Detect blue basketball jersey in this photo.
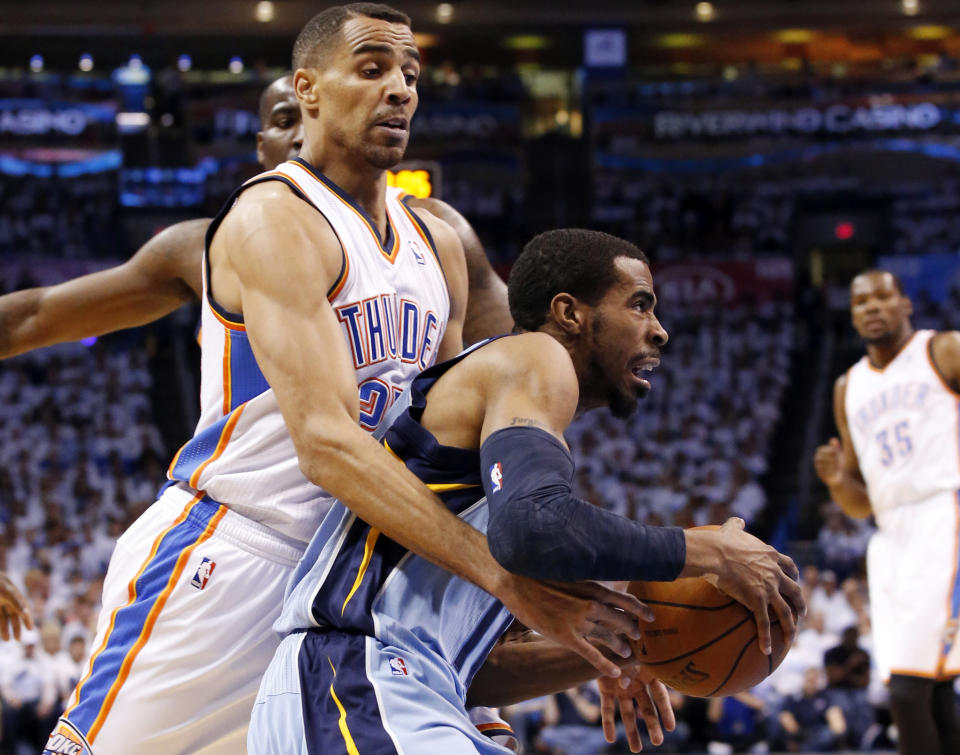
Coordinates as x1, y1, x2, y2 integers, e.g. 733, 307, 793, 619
277, 337, 514, 692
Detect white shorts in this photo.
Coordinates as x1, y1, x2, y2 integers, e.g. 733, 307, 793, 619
868, 491, 960, 682
46, 484, 303, 755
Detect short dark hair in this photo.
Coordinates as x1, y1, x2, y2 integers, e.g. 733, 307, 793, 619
292, 3, 411, 71
508, 229, 650, 331
852, 268, 905, 295
258, 73, 293, 126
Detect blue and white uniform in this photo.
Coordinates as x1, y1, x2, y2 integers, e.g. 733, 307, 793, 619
844, 330, 960, 681
48, 158, 450, 755
249, 340, 515, 755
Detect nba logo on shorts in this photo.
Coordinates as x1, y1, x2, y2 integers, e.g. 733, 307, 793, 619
489, 462, 503, 493
191, 557, 216, 590
389, 657, 408, 676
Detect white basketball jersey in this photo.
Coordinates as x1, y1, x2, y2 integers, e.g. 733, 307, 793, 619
167, 158, 450, 545
844, 330, 960, 526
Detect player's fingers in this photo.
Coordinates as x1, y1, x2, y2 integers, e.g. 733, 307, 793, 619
588, 602, 648, 641
649, 680, 676, 732
829, 437, 842, 451
753, 603, 773, 655
778, 553, 800, 583
586, 585, 654, 627
620, 696, 643, 753
572, 635, 622, 679
634, 686, 663, 746
600, 690, 618, 743
10, 611, 22, 642
721, 516, 745, 533
0, 610, 9, 642
771, 592, 797, 647
586, 625, 632, 659
779, 568, 806, 618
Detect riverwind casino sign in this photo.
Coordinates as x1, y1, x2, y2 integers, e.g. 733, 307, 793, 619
653, 101, 943, 139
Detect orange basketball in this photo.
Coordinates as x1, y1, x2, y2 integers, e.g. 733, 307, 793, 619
626, 576, 790, 698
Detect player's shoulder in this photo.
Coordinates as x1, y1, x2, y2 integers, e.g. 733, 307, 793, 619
930, 329, 960, 353
404, 196, 464, 230
477, 332, 576, 385
221, 180, 338, 242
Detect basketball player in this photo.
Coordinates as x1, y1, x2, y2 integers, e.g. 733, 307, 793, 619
814, 269, 960, 755
0, 77, 510, 359
3, 72, 513, 752
248, 228, 804, 754
0, 570, 32, 641
45, 6, 650, 754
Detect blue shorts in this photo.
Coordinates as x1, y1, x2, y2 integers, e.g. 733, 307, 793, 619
248, 629, 513, 754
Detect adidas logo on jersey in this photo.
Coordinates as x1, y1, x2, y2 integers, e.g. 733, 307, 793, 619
191, 557, 216, 590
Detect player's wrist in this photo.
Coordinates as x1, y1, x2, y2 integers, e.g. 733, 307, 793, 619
678, 530, 723, 580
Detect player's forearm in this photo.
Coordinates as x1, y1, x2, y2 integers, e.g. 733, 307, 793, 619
298, 418, 507, 595
0, 288, 43, 358
826, 476, 873, 519
467, 636, 604, 707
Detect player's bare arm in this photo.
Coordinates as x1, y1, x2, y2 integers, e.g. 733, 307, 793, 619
213, 183, 648, 679
0, 218, 205, 358
409, 196, 512, 343
0, 571, 32, 642
406, 207, 468, 360
930, 330, 960, 394
813, 373, 873, 519
475, 332, 802, 655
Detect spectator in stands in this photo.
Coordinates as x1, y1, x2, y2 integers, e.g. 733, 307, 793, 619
824, 625, 874, 748
776, 667, 847, 752
0, 630, 58, 753
535, 682, 608, 755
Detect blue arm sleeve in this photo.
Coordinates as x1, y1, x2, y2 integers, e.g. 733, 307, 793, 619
480, 426, 686, 582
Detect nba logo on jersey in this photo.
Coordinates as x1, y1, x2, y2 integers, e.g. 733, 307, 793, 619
191, 557, 216, 590
408, 239, 426, 265
489, 462, 503, 493
388, 657, 409, 676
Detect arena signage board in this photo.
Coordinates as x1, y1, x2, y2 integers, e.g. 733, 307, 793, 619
0, 99, 116, 137
653, 258, 793, 307
653, 102, 942, 140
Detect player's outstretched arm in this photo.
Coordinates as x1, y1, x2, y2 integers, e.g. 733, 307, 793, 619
408, 197, 512, 344
813, 374, 872, 519
0, 571, 32, 642
214, 184, 649, 679
0, 219, 205, 358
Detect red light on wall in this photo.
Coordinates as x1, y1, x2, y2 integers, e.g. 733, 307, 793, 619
835, 221, 855, 240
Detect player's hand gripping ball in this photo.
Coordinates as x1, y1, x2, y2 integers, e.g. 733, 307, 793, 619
627, 526, 794, 697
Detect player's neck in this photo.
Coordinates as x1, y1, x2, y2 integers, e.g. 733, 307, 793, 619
300, 144, 389, 236
865, 325, 914, 369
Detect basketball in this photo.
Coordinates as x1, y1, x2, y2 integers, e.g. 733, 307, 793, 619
626, 575, 790, 698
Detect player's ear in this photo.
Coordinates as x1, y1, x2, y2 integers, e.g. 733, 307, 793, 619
294, 69, 320, 110
549, 293, 584, 336
256, 132, 265, 167
903, 295, 913, 318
